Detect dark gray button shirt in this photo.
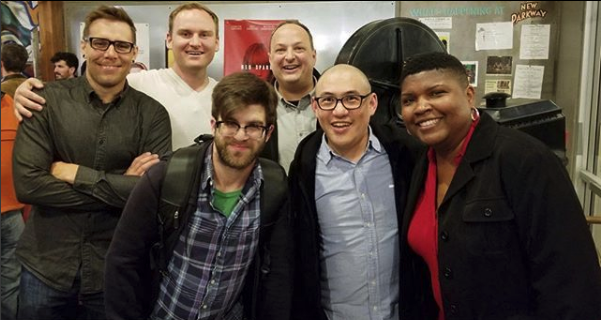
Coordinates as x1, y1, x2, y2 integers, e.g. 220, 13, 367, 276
13, 76, 171, 294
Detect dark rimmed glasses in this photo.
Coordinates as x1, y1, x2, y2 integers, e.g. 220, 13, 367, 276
314, 92, 372, 111
215, 121, 270, 140
86, 37, 135, 54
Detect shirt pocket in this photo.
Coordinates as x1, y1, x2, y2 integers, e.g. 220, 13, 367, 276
462, 198, 516, 256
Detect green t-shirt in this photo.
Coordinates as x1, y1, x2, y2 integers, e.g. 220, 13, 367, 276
213, 189, 242, 218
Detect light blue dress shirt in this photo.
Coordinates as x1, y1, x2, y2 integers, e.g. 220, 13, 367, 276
315, 127, 399, 320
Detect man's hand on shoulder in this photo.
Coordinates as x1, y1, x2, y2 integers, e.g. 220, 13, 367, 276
14, 78, 46, 121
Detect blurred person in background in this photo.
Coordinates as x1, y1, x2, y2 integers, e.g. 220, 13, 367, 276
50, 51, 79, 80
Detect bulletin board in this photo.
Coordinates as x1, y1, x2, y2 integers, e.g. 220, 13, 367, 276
400, 1, 558, 105
64, 1, 395, 80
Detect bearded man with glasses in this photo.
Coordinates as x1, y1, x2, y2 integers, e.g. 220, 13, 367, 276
13, 6, 171, 319
105, 72, 291, 320
289, 64, 424, 320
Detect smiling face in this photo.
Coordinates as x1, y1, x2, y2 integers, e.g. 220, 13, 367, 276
269, 23, 316, 91
81, 18, 137, 93
212, 104, 272, 170
400, 69, 475, 154
167, 8, 219, 76
312, 65, 377, 161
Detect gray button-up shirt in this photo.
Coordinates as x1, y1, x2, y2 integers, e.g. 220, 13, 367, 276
273, 79, 316, 173
13, 76, 171, 293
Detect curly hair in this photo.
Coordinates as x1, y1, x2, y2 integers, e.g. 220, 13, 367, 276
50, 52, 79, 73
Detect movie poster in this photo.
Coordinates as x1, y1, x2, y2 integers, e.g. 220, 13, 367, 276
224, 20, 283, 81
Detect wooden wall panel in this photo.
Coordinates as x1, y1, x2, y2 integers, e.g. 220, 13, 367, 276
38, 1, 65, 81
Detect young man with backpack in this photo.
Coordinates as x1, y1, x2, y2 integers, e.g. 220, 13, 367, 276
104, 72, 291, 320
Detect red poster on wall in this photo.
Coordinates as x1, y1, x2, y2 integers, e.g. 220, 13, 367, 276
224, 20, 283, 81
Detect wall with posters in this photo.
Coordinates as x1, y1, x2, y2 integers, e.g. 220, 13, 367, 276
64, 1, 395, 80
399, 1, 588, 177
400, 1, 559, 105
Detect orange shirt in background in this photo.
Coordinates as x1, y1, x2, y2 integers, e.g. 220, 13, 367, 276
1, 93, 25, 215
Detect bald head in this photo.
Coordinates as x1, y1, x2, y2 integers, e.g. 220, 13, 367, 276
311, 63, 377, 162
315, 64, 371, 96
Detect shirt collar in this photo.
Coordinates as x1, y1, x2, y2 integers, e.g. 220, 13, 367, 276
1, 73, 27, 82
317, 125, 382, 164
426, 117, 480, 166
81, 75, 130, 105
274, 76, 317, 110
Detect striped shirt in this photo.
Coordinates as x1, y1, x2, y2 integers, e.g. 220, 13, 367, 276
152, 145, 262, 320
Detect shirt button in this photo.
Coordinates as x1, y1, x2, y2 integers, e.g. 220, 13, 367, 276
202, 305, 208, 309
217, 252, 221, 257
440, 231, 449, 241
373, 306, 378, 311
449, 304, 457, 315
210, 280, 215, 284
99, 139, 105, 145
443, 267, 453, 279
483, 208, 493, 217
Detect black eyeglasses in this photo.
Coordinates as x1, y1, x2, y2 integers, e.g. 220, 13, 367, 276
314, 93, 372, 111
86, 37, 135, 54
215, 121, 270, 140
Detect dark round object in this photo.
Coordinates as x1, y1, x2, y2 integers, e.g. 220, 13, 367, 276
336, 18, 446, 125
483, 92, 511, 108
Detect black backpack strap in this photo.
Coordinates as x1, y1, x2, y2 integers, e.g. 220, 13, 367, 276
148, 139, 212, 316
154, 140, 211, 273
162, 146, 202, 208
258, 158, 287, 219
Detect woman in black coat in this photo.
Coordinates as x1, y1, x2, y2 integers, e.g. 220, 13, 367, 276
398, 52, 601, 320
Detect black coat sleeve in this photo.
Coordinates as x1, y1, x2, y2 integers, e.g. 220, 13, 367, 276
104, 162, 167, 320
258, 197, 293, 320
503, 141, 601, 319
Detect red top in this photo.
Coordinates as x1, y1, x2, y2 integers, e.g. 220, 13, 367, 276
408, 118, 479, 320
1, 94, 24, 214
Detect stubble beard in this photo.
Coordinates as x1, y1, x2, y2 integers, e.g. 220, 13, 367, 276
214, 138, 265, 170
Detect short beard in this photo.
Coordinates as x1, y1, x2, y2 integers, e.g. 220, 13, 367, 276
214, 138, 265, 170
